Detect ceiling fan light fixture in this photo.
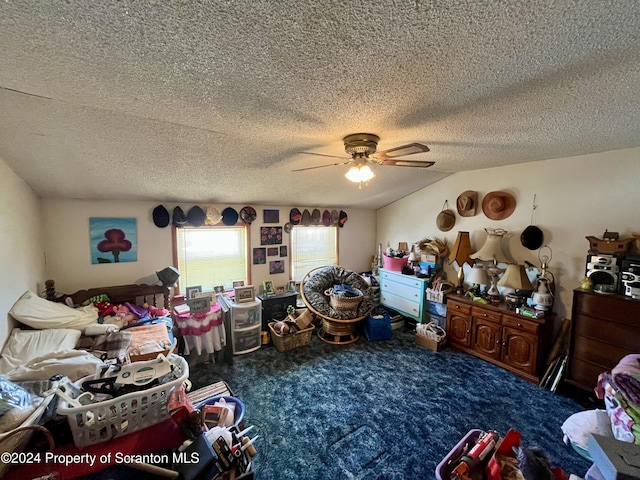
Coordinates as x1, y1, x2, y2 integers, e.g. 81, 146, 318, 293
345, 164, 375, 184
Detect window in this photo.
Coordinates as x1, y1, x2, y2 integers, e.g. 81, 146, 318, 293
175, 226, 248, 293
290, 226, 338, 282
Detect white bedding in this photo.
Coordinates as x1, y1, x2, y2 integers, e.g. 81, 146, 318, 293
9, 290, 98, 330
0, 328, 103, 382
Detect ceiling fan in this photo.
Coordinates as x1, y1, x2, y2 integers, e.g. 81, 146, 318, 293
293, 133, 433, 185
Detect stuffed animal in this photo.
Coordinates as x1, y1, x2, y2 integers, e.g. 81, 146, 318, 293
113, 304, 137, 325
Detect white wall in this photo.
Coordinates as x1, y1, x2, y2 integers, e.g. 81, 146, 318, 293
377, 147, 640, 325
0, 157, 45, 345
42, 201, 376, 294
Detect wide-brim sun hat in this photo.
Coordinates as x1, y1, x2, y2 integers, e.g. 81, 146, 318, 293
436, 209, 456, 232
482, 191, 516, 220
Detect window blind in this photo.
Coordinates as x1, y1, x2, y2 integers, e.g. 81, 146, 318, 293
291, 226, 338, 282
176, 226, 248, 292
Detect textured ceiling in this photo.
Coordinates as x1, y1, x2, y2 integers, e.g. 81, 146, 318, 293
1, 1, 639, 209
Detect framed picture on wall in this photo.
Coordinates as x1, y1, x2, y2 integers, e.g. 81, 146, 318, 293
253, 247, 266, 264
267, 247, 279, 256
269, 260, 285, 274
263, 209, 279, 223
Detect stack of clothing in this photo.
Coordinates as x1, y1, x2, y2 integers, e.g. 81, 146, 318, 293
595, 354, 640, 444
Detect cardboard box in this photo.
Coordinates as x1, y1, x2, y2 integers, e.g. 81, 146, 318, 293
290, 309, 313, 330
415, 333, 446, 351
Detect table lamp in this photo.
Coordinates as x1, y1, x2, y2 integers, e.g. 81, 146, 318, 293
470, 228, 509, 303
448, 231, 474, 294
498, 263, 534, 309
466, 264, 489, 297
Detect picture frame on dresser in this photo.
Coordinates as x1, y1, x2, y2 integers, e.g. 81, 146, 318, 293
187, 296, 211, 314
186, 285, 202, 299
234, 285, 256, 303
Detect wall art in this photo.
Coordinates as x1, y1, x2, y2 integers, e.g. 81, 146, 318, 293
260, 226, 283, 245
253, 247, 266, 264
263, 209, 279, 223
269, 260, 285, 274
90, 217, 137, 264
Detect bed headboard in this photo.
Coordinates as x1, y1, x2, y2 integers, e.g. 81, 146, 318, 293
46, 280, 171, 310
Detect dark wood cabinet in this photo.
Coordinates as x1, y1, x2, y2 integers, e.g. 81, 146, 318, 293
566, 288, 640, 391
446, 295, 554, 383
257, 292, 298, 330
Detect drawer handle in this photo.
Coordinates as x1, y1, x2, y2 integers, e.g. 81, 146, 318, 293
483, 313, 488, 317
455, 305, 460, 309
517, 323, 522, 327
414, 294, 418, 298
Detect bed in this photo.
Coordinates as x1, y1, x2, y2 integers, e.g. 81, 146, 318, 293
2, 281, 174, 383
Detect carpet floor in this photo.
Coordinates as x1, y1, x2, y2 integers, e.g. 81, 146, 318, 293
189, 328, 592, 479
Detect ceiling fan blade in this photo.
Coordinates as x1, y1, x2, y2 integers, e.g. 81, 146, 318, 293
292, 161, 350, 172
375, 142, 430, 160
300, 151, 349, 160
380, 159, 435, 168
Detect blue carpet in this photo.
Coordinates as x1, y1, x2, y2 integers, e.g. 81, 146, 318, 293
190, 329, 592, 479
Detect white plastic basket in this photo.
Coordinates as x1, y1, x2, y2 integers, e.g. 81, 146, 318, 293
57, 354, 188, 448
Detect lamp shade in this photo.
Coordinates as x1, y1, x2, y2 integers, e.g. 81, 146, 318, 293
156, 266, 180, 287
470, 228, 509, 263
345, 165, 375, 183
448, 231, 475, 266
466, 264, 489, 286
497, 263, 533, 291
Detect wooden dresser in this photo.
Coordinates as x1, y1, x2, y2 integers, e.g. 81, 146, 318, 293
446, 294, 554, 383
566, 288, 640, 391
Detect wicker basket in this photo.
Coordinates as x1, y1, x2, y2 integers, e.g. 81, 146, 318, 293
324, 288, 363, 312
268, 322, 313, 352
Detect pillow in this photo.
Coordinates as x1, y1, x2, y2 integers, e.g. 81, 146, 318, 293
8, 291, 98, 330
0, 328, 81, 373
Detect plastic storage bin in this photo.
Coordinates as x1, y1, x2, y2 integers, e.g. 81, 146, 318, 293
57, 354, 189, 448
196, 395, 246, 426
435, 429, 482, 480
363, 310, 392, 341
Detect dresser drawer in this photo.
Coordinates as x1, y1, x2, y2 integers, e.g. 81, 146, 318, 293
502, 315, 539, 335
573, 313, 640, 352
380, 270, 424, 289
381, 279, 422, 302
448, 299, 471, 315
575, 291, 640, 327
571, 334, 630, 371
471, 306, 501, 324
380, 291, 421, 319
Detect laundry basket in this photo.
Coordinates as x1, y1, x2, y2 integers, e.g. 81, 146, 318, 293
57, 354, 188, 448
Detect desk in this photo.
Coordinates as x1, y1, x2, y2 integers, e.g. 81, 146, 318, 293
174, 303, 226, 356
